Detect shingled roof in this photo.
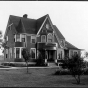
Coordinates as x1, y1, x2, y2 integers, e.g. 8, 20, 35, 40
53, 25, 65, 39
65, 41, 79, 50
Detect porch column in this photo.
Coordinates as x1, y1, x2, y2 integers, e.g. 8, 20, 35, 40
55, 50, 57, 63
45, 50, 47, 63
14, 47, 16, 58
19, 47, 22, 58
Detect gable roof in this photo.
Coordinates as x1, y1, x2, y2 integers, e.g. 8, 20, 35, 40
53, 25, 65, 39
36, 14, 48, 33
65, 41, 79, 50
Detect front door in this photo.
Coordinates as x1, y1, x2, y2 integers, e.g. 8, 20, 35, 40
47, 50, 56, 62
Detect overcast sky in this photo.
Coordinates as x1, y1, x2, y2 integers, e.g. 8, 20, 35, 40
0, 1, 88, 54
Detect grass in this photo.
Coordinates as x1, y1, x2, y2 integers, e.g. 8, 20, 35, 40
0, 68, 88, 87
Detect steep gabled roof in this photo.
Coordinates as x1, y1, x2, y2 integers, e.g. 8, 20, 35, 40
5, 14, 48, 35
21, 17, 37, 34
65, 41, 79, 50
36, 14, 48, 34
53, 25, 65, 39
16, 19, 25, 33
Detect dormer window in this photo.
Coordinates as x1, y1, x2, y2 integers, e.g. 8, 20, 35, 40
41, 35, 46, 43
31, 36, 36, 43
46, 24, 49, 29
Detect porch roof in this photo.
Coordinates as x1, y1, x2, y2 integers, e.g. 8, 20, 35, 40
65, 41, 80, 50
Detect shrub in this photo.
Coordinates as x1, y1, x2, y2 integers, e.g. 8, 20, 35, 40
62, 55, 84, 84
54, 69, 71, 75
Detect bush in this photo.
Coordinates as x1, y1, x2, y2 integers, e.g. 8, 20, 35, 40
54, 69, 71, 75
1, 62, 36, 67
14, 58, 24, 62
83, 68, 88, 75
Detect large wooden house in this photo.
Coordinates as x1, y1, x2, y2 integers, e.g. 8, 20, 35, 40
4, 14, 80, 64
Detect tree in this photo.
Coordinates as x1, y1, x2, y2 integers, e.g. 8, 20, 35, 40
0, 31, 3, 48
63, 55, 84, 84
85, 51, 88, 57
22, 48, 31, 73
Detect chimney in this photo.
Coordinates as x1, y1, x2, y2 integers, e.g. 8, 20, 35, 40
23, 14, 28, 18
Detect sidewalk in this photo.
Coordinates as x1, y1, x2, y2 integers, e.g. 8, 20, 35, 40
0, 65, 59, 69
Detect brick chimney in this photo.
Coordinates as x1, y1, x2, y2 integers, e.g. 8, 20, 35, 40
23, 14, 28, 18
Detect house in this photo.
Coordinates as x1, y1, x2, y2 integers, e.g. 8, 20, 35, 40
4, 14, 80, 64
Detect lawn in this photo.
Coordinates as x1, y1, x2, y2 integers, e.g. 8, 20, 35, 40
0, 67, 88, 87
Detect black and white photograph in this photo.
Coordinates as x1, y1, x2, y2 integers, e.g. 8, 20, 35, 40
0, 1, 88, 87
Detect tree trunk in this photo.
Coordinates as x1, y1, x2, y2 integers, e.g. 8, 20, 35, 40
74, 75, 80, 84
26, 61, 28, 73
77, 75, 80, 84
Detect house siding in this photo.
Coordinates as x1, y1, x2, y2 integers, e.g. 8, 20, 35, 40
4, 25, 16, 62
4, 14, 81, 63
57, 48, 64, 59
26, 36, 36, 52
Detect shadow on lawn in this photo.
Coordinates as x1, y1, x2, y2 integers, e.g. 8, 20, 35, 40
72, 82, 85, 85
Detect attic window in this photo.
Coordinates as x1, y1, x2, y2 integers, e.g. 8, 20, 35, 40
31, 36, 36, 43
41, 35, 46, 43
47, 33, 53, 43
46, 24, 49, 29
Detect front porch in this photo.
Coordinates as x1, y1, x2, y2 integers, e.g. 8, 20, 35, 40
37, 43, 58, 64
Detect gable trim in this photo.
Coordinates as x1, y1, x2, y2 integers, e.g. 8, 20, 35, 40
47, 16, 65, 49
37, 16, 48, 35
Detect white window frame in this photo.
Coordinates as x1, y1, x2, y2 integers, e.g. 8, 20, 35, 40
30, 48, 36, 59
14, 34, 16, 42
47, 33, 53, 43
9, 48, 12, 59
16, 34, 20, 42
14, 47, 23, 58
6, 49, 8, 58
6, 36, 8, 41
41, 35, 46, 43
31, 36, 36, 43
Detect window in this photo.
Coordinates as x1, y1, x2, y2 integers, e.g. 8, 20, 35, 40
22, 38, 25, 42
16, 34, 20, 42
71, 50, 73, 57
41, 35, 46, 43
16, 48, 20, 58
47, 33, 53, 43
14, 34, 15, 42
74, 52, 77, 55
31, 36, 36, 43
30, 48, 36, 59
6, 36, 8, 41
6, 49, 8, 58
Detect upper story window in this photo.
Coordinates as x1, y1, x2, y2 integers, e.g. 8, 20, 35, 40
47, 33, 53, 43
41, 35, 46, 43
16, 34, 20, 42
21, 34, 25, 42
31, 36, 36, 43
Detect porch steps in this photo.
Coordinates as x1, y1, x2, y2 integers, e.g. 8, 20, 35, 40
48, 62, 57, 67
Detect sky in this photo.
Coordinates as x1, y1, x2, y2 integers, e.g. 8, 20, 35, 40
0, 1, 88, 55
